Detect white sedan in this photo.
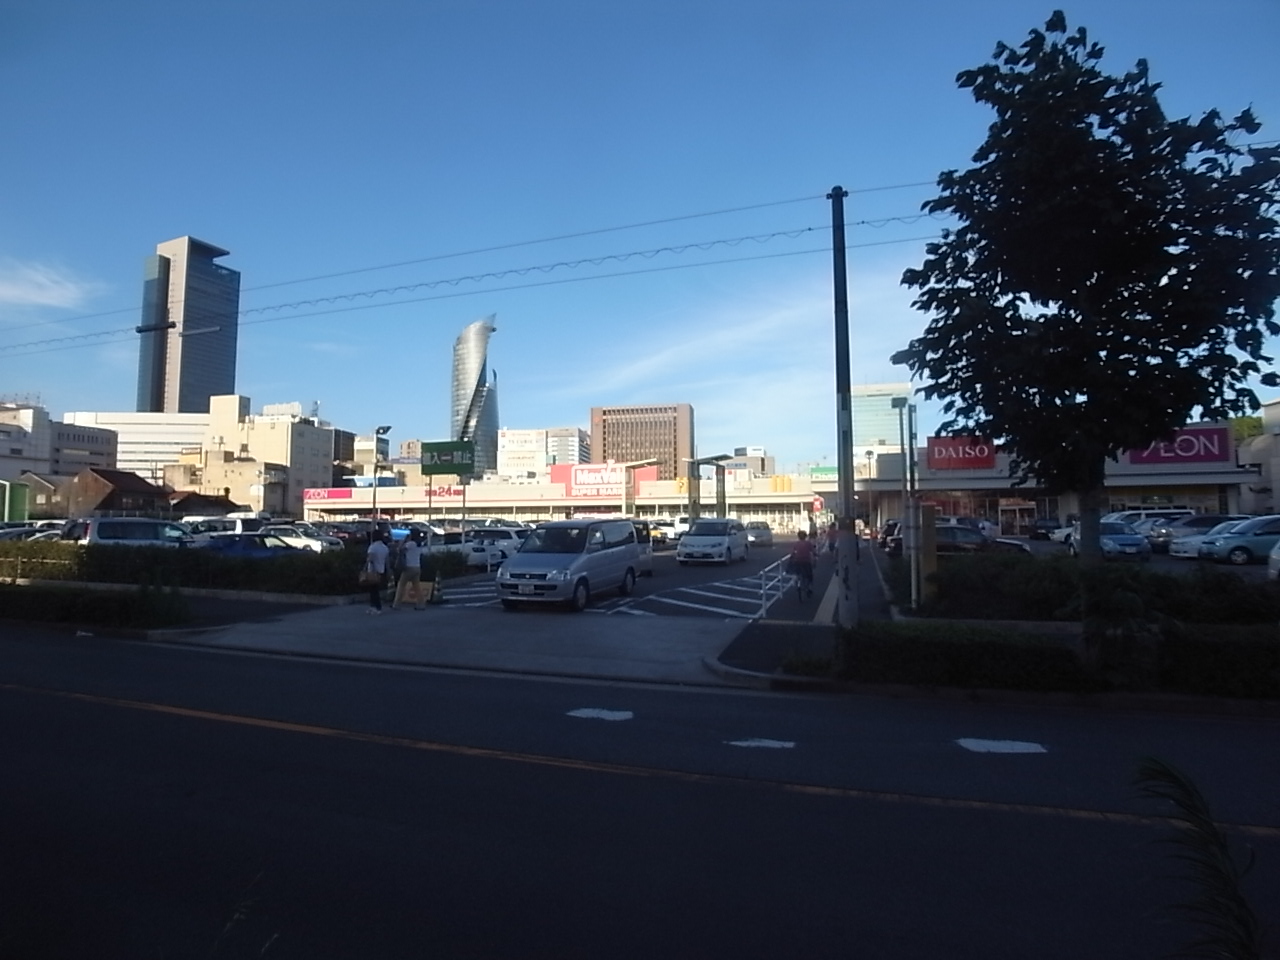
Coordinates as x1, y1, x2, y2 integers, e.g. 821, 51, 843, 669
261, 524, 344, 553
1049, 525, 1075, 544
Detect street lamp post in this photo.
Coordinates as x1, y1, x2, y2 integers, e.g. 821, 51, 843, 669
370, 425, 392, 529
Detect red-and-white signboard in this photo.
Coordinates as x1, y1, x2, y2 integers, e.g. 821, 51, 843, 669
926, 437, 996, 470
303, 488, 352, 501
1128, 426, 1232, 465
811, 496, 824, 512
550, 462, 660, 499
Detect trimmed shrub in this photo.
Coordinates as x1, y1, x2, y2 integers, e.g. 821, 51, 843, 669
838, 620, 1092, 692
1158, 623, 1280, 699
0, 582, 190, 629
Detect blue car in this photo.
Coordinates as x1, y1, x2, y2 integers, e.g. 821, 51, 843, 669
200, 533, 309, 559
1197, 514, 1280, 565
1067, 522, 1151, 561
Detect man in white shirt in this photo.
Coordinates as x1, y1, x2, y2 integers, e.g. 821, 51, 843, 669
365, 532, 391, 614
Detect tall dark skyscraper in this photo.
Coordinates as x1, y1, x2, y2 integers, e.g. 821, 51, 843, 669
135, 236, 240, 413
451, 316, 499, 472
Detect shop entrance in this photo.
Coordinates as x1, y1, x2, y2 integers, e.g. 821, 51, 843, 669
998, 501, 1037, 536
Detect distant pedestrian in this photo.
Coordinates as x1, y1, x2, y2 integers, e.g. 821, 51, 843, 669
364, 532, 391, 614
827, 521, 839, 554
393, 531, 427, 611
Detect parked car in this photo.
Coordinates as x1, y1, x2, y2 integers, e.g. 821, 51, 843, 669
1025, 517, 1061, 540
60, 517, 192, 548
1101, 508, 1193, 527
260, 524, 344, 553
1067, 521, 1152, 561
648, 522, 671, 549
1168, 519, 1251, 559
886, 524, 1030, 557
1049, 524, 1075, 544
676, 518, 749, 565
495, 518, 642, 611
0, 526, 40, 541
745, 521, 774, 547
468, 526, 529, 560
201, 532, 310, 558
1197, 515, 1280, 565
1146, 514, 1251, 553
1267, 539, 1280, 581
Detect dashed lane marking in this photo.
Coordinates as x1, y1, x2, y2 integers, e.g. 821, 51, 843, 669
3, 682, 1276, 839
726, 738, 795, 749
957, 738, 1048, 754
567, 708, 634, 721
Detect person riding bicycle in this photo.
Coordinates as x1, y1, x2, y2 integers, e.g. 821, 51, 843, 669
788, 530, 817, 598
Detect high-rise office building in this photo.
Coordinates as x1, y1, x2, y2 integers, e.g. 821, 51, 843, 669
451, 316, 500, 472
136, 237, 241, 414
546, 426, 590, 465
852, 383, 911, 450
590, 404, 694, 481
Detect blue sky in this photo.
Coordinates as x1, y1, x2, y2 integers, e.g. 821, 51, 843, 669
2, 0, 1277, 473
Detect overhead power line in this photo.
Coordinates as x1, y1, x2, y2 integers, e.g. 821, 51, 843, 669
1, 234, 942, 359
5, 182, 943, 335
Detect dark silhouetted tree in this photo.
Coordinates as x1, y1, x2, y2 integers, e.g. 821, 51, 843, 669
892, 11, 1280, 562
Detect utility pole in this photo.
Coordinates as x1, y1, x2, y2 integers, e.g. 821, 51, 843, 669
828, 186, 855, 523
829, 185, 859, 630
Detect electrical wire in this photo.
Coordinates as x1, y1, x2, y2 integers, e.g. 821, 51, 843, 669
0, 234, 942, 359
2, 181, 942, 335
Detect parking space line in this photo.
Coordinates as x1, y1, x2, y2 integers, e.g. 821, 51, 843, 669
648, 595, 755, 617
676, 587, 760, 604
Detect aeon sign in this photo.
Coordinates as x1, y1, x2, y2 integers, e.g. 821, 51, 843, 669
1128, 426, 1231, 465
927, 437, 996, 470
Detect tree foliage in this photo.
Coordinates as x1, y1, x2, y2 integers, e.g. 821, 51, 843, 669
892, 11, 1280, 496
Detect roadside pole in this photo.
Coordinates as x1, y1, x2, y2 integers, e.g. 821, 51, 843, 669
829, 185, 858, 629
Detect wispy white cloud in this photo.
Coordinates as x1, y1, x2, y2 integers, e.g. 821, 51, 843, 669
0, 258, 101, 310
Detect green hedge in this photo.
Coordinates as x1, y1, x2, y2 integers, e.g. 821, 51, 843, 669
837, 620, 1092, 692
0, 582, 190, 629
889, 554, 1280, 624
1159, 624, 1280, 699
0, 541, 474, 595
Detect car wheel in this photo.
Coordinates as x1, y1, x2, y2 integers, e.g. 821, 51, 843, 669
567, 579, 590, 611
619, 569, 635, 596
1227, 547, 1252, 566
678, 560, 688, 566
500, 599, 519, 611
724, 548, 733, 565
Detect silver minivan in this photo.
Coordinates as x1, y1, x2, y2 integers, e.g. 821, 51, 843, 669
496, 518, 641, 611
61, 517, 192, 547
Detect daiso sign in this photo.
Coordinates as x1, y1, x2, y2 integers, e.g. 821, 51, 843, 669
1128, 426, 1231, 465
926, 436, 996, 470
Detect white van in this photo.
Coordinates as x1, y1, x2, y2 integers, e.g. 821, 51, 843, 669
61, 517, 192, 548
495, 518, 641, 611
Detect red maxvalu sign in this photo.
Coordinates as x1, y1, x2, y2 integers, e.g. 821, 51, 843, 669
550, 462, 661, 498
926, 437, 996, 470
1127, 426, 1231, 465
303, 488, 353, 501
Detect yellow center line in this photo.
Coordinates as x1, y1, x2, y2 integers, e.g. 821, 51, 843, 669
6, 681, 1278, 839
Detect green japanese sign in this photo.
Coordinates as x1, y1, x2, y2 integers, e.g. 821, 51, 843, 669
421, 440, 476, 476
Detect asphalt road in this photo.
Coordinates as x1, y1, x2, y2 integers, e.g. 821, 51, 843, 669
1, 630, 1277, 958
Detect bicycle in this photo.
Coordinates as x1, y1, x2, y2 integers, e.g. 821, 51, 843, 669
788, 558, 814, 600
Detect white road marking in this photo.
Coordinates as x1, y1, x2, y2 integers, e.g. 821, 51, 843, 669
648, 595, 755, 617
726, 738, 796, 749
956, 738, 1047, 754
675, 587, 759, 604
567, 708, 634, 721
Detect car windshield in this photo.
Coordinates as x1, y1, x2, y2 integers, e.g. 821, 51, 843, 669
520, 526, 589, 554
1206, 520, 1246, 537
1099, 522, 1138, 535
746, 522, 769, 529
688, 520, 728, 537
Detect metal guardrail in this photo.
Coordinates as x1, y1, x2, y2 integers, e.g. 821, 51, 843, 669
756, 555, 795, 618
0, 556, 75, 584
